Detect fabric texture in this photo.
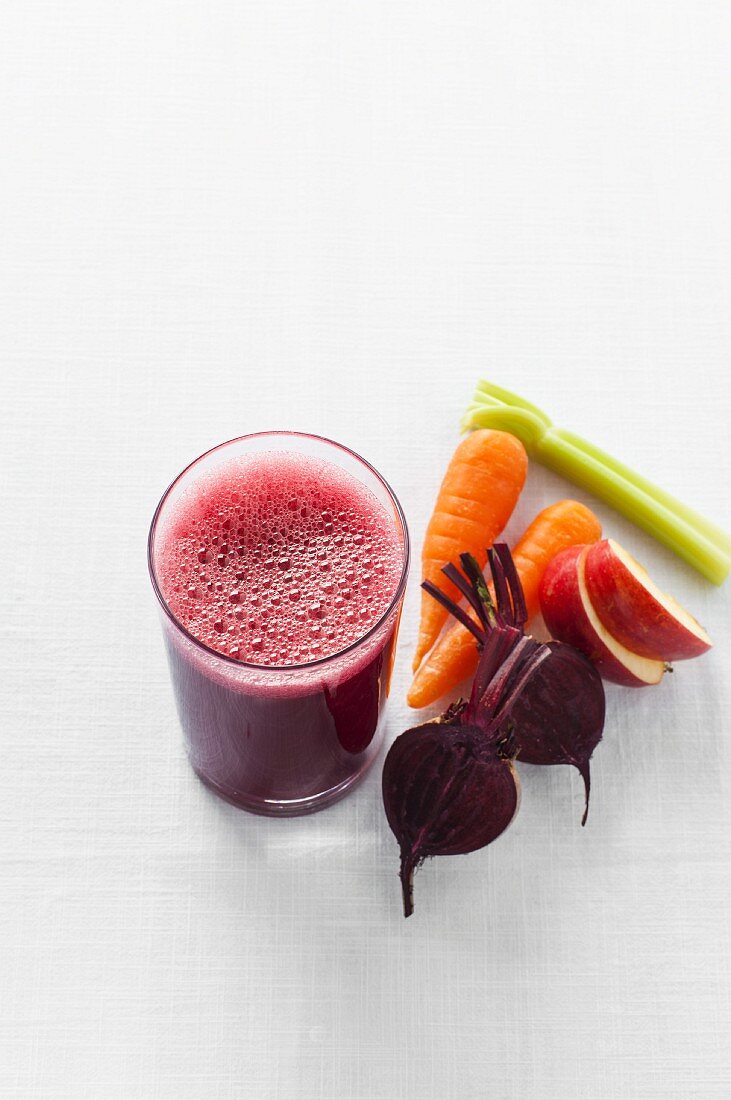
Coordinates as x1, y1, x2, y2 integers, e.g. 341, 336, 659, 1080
2, 2, 730, 1097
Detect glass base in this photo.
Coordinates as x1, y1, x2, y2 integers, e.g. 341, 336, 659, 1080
192, 755, 378, 817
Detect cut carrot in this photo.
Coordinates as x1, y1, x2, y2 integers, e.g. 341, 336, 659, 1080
413, 430, 528, 671
408, 499, 602, 708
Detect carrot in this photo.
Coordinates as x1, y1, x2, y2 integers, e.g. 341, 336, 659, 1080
408, 499, 602, 708
413, 430, 528, 672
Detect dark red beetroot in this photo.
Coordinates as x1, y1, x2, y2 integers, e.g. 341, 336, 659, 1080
508, 641, 605, 826
382, 545, 606, 917
383, 631, 542, 917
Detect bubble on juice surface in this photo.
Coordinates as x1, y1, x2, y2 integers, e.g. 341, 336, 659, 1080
157, 451, 403, 664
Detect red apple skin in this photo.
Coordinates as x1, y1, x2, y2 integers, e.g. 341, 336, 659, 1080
539, 545, 665, 687
584, 540, 712, 662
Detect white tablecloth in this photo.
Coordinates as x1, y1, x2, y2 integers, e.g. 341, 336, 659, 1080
2, 3, 730, 1097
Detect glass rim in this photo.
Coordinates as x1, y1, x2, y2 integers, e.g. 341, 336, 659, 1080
147, 430, 410, 673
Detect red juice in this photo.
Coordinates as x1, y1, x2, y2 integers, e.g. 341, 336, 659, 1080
149, 434, 409, 816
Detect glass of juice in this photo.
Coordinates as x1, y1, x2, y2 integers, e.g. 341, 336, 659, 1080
148, 432, 409, 816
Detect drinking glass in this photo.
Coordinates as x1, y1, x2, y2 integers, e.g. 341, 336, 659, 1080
148, 432, 409, 816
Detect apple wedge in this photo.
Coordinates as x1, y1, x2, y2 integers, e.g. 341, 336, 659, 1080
584, 539, 712, 661
540, 545, 666, 687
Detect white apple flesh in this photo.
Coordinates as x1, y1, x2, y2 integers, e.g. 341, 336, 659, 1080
540, 545, 666, 687
584, 539, 712, 661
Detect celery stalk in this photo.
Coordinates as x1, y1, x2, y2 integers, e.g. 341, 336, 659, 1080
462, 381, 731, 585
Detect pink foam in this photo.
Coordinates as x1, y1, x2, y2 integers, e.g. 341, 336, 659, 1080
157, 452, 403, 665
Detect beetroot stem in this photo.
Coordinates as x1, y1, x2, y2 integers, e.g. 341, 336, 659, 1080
494, 543, 527, 629
471, 635, 549, 733
441, 562, 491, 631
459, 554, 497, 627
420, 580, 484, 643
469, 632, 525, 718
491, 645, 550, 731
487, 548, 512, 625
468, 627, 519, 710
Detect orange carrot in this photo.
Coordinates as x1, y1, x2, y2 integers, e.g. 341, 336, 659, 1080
408, 499, 602, 708
413, 430, 528, 671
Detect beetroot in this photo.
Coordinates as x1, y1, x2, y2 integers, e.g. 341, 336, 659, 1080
383, 719, 520, 917
382, 545, 605, 916
508, 641, 605, 826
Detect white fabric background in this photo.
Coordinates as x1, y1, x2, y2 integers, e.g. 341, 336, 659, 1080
2, 3, 730, 1097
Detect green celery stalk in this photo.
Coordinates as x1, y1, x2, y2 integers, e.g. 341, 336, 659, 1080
462, 381, 731, 585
